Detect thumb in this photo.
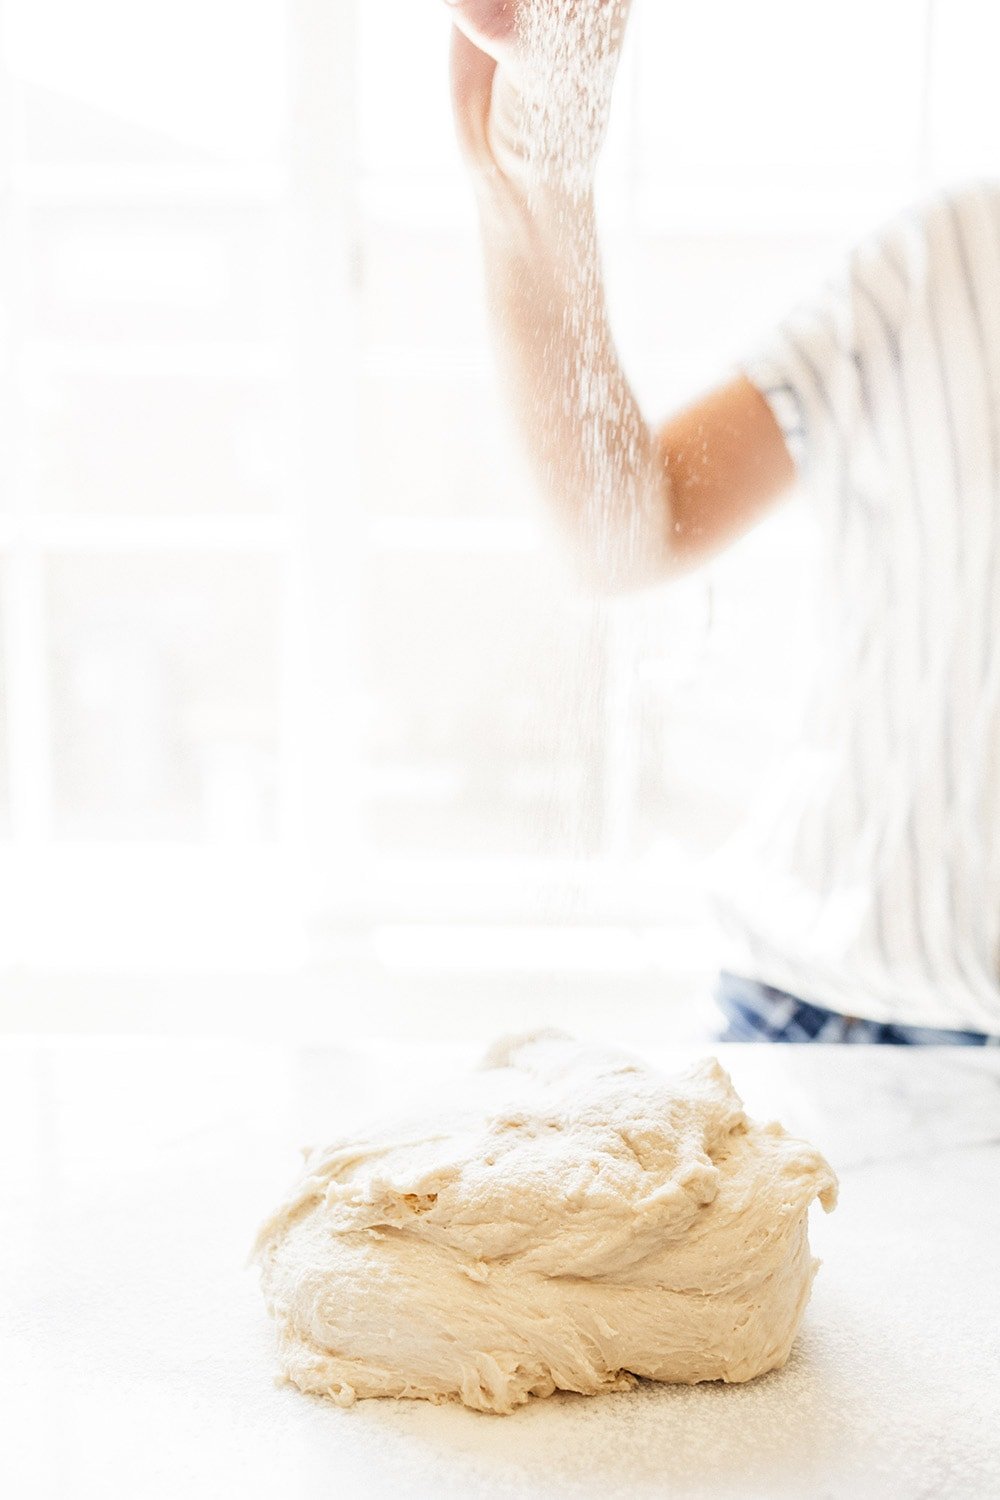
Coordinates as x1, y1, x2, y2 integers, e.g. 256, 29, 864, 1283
444, 1, 518, 59
449, 24, 500, 166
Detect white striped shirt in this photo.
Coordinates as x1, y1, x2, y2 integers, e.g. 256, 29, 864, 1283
712, 180, 1000, 1033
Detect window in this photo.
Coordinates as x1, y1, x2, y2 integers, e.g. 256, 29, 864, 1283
0, 1, 990, 1031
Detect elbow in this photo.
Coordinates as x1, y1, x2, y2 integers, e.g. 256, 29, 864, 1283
555, 478, 679, 597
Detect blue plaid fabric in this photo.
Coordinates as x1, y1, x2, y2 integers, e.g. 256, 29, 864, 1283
716, 971, 1000, 1046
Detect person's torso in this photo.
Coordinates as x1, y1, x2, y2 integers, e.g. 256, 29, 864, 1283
713, 181, 1000, 1032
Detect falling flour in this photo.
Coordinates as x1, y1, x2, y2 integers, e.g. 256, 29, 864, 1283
484, 2, 661, 872
509, 0, 652, 584
515, 0, 626, 202
254, 1033, 837, 1414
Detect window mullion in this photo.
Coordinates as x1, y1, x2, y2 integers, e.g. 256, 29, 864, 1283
284, 0, 367, 933
0, 52, 52, 858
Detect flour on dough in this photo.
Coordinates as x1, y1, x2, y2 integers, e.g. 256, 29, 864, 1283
254, 1033, 837, 1415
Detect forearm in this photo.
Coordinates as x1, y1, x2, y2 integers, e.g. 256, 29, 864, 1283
446, 4, 792, 586
474, 179, 673, 591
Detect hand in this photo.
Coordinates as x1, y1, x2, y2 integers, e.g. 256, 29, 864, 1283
444, 0, 632, 198
444, 0, 519, 65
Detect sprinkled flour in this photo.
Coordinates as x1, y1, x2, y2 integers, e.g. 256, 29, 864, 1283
515, 0, 625, 201
507, 0, 650, 588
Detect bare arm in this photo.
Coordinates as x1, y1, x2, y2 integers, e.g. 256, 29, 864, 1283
657, 374, 797, 571
448, 5, 796, 588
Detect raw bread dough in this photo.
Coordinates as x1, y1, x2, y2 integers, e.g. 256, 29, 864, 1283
254, 1034, 837, 1415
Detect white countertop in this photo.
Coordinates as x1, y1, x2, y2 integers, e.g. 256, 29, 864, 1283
2, 1038, 999, 1500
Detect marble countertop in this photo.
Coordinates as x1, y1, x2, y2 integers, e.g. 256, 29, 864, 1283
2, 1037, 999, 1500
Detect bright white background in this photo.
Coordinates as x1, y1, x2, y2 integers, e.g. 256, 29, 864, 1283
0, 0, 995, 1039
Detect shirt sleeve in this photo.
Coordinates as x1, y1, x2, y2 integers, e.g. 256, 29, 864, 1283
738, 198, 926, 497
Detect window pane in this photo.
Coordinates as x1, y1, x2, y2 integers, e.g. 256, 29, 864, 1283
927, 3, 1000, 179
361, 370, 533, 519
11, 0, 287, 167
0, 571, 9, 838
357, 1, 456, 178
47, 553, 282, 840
36, 374, 285, 515
639, 0, 924, 171
28, 206, 283, 343
362, 229, 490, 352
635, 0, 925, 226
363, 550, 607, 858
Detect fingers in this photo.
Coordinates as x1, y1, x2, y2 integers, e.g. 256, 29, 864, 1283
444, 0, 518, 58
446, 0, 634, 177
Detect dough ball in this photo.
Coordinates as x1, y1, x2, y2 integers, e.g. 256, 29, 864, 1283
254, 1033, 837, 1415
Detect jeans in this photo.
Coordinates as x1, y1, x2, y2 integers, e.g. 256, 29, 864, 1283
716, 970, 1000, 1046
